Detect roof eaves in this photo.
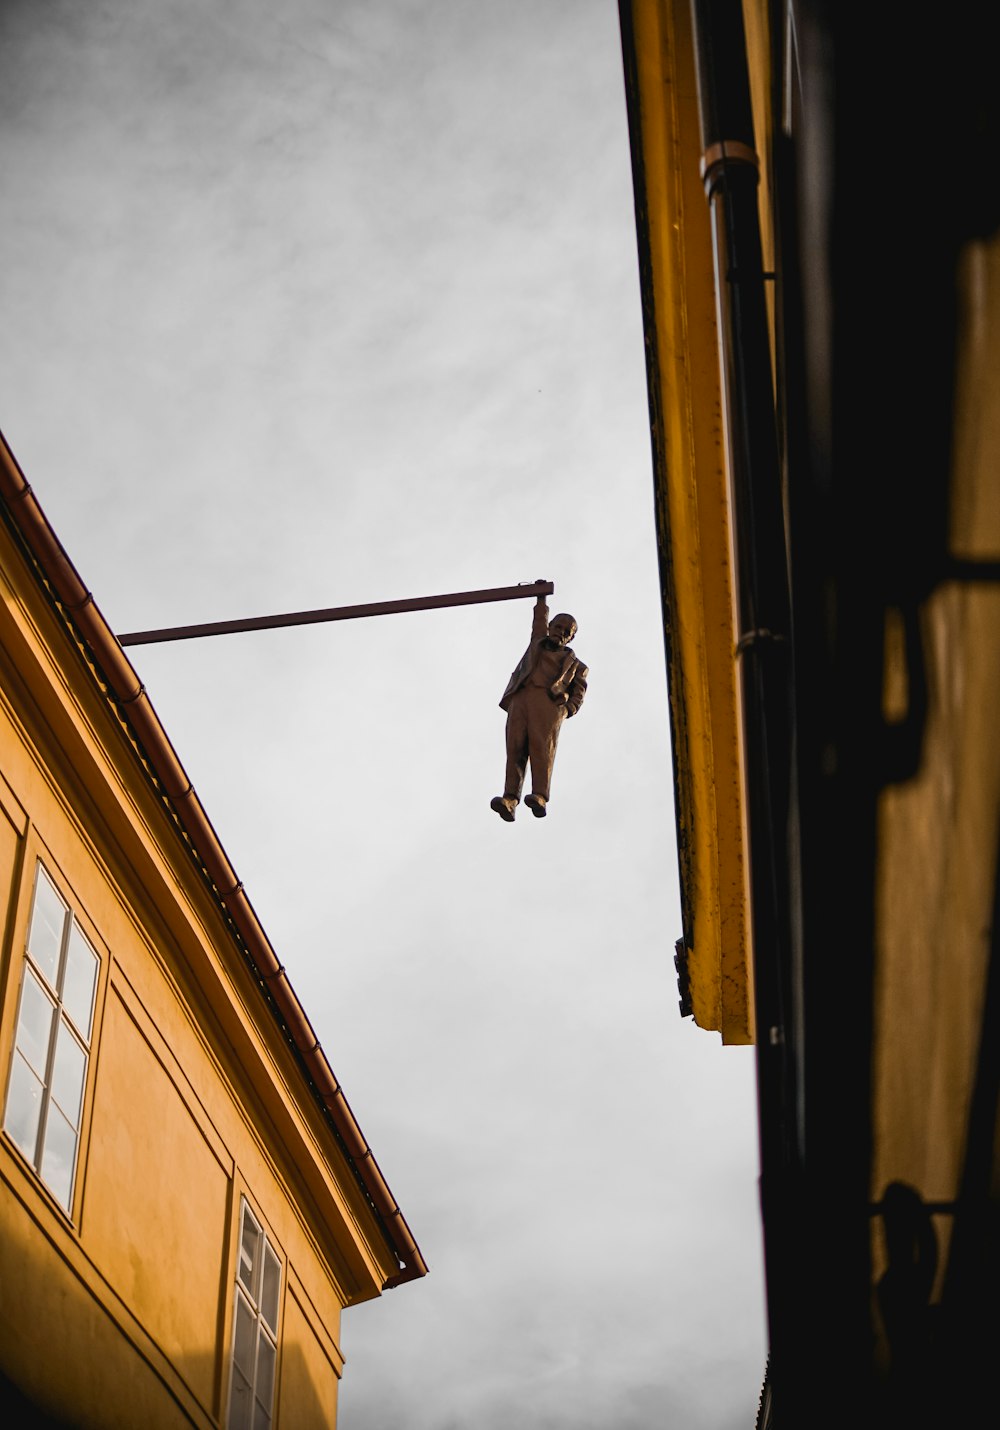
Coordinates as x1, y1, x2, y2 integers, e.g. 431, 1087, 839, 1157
0, 427, 426, 1288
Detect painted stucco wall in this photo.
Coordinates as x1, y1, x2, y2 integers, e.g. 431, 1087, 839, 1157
871, 236, 1000, 1312
0, 511, 386, 1427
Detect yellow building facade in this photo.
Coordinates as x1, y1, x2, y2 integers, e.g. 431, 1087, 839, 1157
620, 0, 1000, 1422
0, 430, 425, 1427
618, 0, 755, 1044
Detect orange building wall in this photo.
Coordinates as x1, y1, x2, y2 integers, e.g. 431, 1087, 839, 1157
0, 509, 389, 1427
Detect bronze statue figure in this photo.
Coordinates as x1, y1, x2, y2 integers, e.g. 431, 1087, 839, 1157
491, 591, 588, 821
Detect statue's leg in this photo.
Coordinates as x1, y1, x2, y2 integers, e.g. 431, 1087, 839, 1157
503, 696, 529, 801
526, 692, 565, 803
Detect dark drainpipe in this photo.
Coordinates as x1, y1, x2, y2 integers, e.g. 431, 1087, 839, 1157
688, 0, 800, 1414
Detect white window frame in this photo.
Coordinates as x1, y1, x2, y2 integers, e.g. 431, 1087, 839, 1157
228, 1196, 283, 1430
3, 862, 99, 1216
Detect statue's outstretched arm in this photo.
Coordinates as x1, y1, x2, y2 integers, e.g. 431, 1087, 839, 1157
531, 591, 550, 642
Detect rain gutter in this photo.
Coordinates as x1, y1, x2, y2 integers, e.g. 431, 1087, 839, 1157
688, 0, 798, 1372
0, 429, 426, 1289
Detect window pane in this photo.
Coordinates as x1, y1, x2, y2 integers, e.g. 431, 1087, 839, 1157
239, 1207, 261, 1297
255, 1329, 276, 1415
252, 1398, 272, 1430
233, 1291, 256, 1378
15, 968, 56, 1077
228, 1368, 253, 1430
50, 1020, 87, 1129
260, 1246, 280, 1333
63, 924, 98, 1039
40, 1103, 77, 1211
4, 1051, 44, 1162
28, 868, 67, 988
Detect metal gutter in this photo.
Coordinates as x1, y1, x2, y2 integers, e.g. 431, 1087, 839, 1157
688, 0, 798, 1390
0, 428, 426, 1289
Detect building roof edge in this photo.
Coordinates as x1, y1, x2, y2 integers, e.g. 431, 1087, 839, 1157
0, 426, 426, 1288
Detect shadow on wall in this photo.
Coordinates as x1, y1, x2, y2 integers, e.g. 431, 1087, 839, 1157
0, 1367, 77, 1430
0, 1179, 336, 1430
277, 1335, 338, 1429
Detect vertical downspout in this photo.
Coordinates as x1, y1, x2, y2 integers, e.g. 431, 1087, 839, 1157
687, 0, 799, 1415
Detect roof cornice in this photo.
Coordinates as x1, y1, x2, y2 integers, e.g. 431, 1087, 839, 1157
0, 427, 426, 1288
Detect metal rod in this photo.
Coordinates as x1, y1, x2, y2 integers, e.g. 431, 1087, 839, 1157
117, 581, 555, 648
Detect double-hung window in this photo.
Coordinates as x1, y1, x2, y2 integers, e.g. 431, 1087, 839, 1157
228, 1197, 282, 1429
3, 863, 99, 1214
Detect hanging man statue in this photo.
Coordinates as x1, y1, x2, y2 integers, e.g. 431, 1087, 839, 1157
491, 590, 588, 821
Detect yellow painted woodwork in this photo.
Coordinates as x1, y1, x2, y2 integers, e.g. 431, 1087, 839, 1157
626, 0, 753, 1041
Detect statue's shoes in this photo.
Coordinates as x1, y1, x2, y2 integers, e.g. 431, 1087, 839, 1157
525, 794, 547, 818
491, 796, 516, 822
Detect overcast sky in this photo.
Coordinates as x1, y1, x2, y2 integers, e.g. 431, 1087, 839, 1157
0, 2, 766, 1426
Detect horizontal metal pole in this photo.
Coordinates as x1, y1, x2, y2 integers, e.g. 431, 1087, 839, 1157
117, 581, 554, 648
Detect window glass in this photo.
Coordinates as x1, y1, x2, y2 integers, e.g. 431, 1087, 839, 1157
230, 1291, 256, 1430
233, 1291, 256, 1378
229, 1368, 252, 1430
240, 1209, 261, 1296
5, 1052, 44, 1161
16, 968, 56, 1077
40, 1104, 77, 1211
255, 1330, 276, 1411
27, 868, 66, 988
261, 1246, 280, 1332
4, 862, 100, 1218
228, 1199, 281, 1430
63, 924, 98, 1038
50, 1021, 87, 1129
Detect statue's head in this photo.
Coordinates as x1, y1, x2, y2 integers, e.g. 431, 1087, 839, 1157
548, 613, 577, 647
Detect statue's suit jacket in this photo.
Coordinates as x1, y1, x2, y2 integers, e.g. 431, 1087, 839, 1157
500, 601, 588, 717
